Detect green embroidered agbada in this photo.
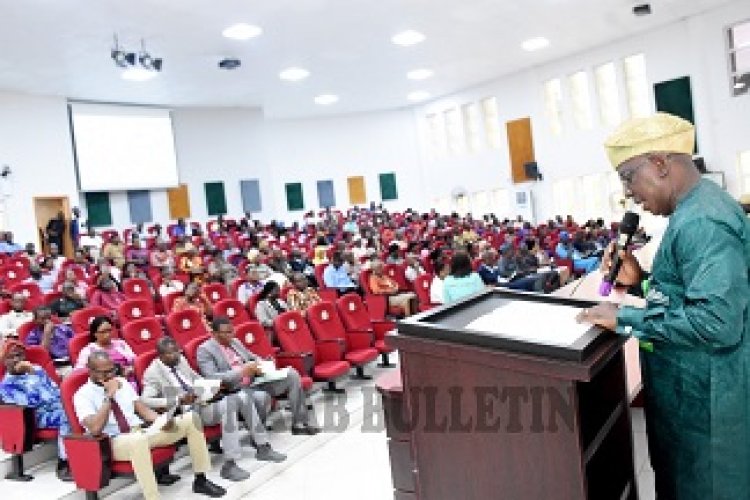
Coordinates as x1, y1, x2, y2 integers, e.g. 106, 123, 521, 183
617, 179, 750, 499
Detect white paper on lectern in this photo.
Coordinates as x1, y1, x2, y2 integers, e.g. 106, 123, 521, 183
464, 301, 592, 347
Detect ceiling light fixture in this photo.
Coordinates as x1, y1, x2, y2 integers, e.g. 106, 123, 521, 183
392, 30, 426, 47
279, 67, 310, 82
408, 91, 431, 102
314, 94, 339, 105
521, 37, 550, 52
111, 35, 135, 68
222, 23, 263, 40
407, 68, 434, 80
112, 35, 162, 81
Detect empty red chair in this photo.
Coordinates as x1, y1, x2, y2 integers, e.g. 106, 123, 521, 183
165, 309, 209, 348
122, 278, 151, 300
43, 291, 63, 306
336, 294, 396, 367
274, 311, 350, 392
202, 283, 228, 304
0, 346, 61, 480
307, 302, 378, 379
235, 321, 313, 391
117, 298, 155, 326
122, 318, 163, 356
1, 266, 30, 287
413, 273, 438, 312
8, 282, 44, 309
60, 369, 176, 497
213, 299, 250, 327
70, 306, 112, 335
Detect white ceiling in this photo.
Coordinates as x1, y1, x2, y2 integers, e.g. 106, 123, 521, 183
0, 0, 735, 118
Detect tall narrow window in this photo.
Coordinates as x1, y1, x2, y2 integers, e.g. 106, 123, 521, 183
543, 78, 564, 136
462, 103, 482, 153
480, 97, 502, 149
471, 191, 490, 215
728, 20, 750, 96
444, 107, 464, 155
491, 189, 510, 218
581, 174, 608, 220
623, 54, 651, 118
426, 113, 447, 158
569, 71, 593, 130
595, 62, 622, 127
552, 178, 582, 221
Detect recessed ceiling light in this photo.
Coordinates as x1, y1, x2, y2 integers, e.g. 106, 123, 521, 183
279, 67, 310, 82
408, 91, 431, 102
392, 30, 426, 47
407, 68, 434, 80
121, 67, 157, 82
314, 94, 339, 105
521, 37, 550, 52
222, 23, 263, 41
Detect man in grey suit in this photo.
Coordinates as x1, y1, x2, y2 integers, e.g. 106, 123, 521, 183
141, 337, 286, 482
196, 316, 320, 436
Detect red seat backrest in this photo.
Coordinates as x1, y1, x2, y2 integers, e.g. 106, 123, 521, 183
117, 299, 155, 325
336, 294, 372, 332
0, 346, 61, 385
43, 291, 63, 306
122, 278, 151, 300
414, 273, 434, 305
306, 302, 347, 342
60, 369, 90, 435
183, 334, 211, 372
383, 263, 409, 291
359, 269, 374, 294
314, 264, 328, 289
165, 309, 209, 348
68, 335, 92, 366
122, 318, 163, 356
245, 293, 261, 320
9, 282, 43, 303
230, 279, 248, 299
203, 283, 228, 304
162, 291, 183, 314
71, 306, 112, 335
213, 299, 250, 326
1, 265, 30, 285
235, 321, 275, 358
274, 311, 316, 361
133, 350, 158, 390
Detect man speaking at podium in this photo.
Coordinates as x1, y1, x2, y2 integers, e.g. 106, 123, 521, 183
578, 113, 750, 499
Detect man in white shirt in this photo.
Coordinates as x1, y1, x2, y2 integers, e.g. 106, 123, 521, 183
79, 228, 103, 261
0, 294, 33, 338
73, 351, 226, 500
158, 268, 184, 298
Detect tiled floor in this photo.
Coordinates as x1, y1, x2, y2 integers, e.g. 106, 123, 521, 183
0, 364, 657, 500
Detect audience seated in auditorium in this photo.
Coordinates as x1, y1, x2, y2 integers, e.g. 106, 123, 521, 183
206, 249, 238, 285
403, 255, 425, 284
158, 267, 184, 297
323, 252, 360, 296
237, 269, 264, 306
555, 231, 600, 274
172, 282, 213, 330
369, 260, 416, 317
24, 306, 74, 364
477, 249, 501, 285
51, 282, 86, 318
286, 272, 322, 312
179, 248, 205, 282
0, 340, 72, 481
342, 251, 363, 281
0, 294, 33, 339
245, 249, 273, 282
102, 234, 126, 268
288, 248, 316, 286
312, 236, 330, 266
141, 337, 285, 482
79, 227, 103, 260
73, 350, 226, 499
197, 317, 320, 437
75, 316, 137, 389
443, 251, 485, 303
150, 241, 175, 270
25, 263, 55, 293
254, 281, 288, 331
90, 276, 127, 314
0, 231, 24, 254
430, 259, 450, 305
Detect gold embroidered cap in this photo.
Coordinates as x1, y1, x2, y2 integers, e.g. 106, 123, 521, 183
604, 112, 695, 168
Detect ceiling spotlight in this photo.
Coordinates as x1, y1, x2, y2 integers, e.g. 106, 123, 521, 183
314, 94, 339, 105
111, 35, 135, 67
219, 58, 242, 70
222, 23, 263, 40
521, 37, 550, 52
392, 30, 426, 47
279, 67, 310, 81
407, 68, 434, 80
408, 91, 431, 102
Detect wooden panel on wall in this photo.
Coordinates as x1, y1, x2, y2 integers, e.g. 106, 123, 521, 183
347, 176, 367, 205
506, 117, 536, 184
167, 184, 191, 220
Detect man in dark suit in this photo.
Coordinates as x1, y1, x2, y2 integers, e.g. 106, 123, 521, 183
196, 317, 319, 436
141, 337, 286, 482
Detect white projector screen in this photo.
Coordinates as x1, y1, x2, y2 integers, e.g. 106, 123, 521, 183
70, 103, 179, 191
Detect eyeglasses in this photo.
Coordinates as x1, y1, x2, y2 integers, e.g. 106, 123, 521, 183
618, 161, 647, 187
91, 367, 116, 375
96, 327, 113, 334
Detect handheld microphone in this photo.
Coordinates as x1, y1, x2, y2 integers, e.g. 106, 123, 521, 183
599, 211, 640, 296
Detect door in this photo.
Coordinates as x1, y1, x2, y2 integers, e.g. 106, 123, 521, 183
34, 196, 73, 257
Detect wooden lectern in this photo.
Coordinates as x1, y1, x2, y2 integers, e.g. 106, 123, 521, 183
378, 289, 636, 500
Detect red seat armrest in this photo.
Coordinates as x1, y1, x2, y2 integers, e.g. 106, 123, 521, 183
63, 434, 113, 492
275, 351, 314, 376
371, 321, 396, 340
0, 404, 34, 454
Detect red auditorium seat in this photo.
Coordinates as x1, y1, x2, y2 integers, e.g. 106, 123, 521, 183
202, 283, 228, 304
336, 294, 396, 367
8, 282, 44, 309
213, 298, 250, 327
165, 309, 209, 348
183, 334, 211, 372
161, 291, 183, 314
1, 265, 30, 287
121, 318, 163, 356
307, 301, 378, 379
117, 298, 155, 326
383, 263, 410, 292
70, 306, 112, 336
16, 317, 61, 345
60, 369, 176, 497
273, 311, 350, 392
0, 346, 62, 481
413, 273, 438, 312
122, 278, 152, 301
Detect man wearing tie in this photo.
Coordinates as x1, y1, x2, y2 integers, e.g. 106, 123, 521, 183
73, 351, 226, 500
140, 337, 286, 483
